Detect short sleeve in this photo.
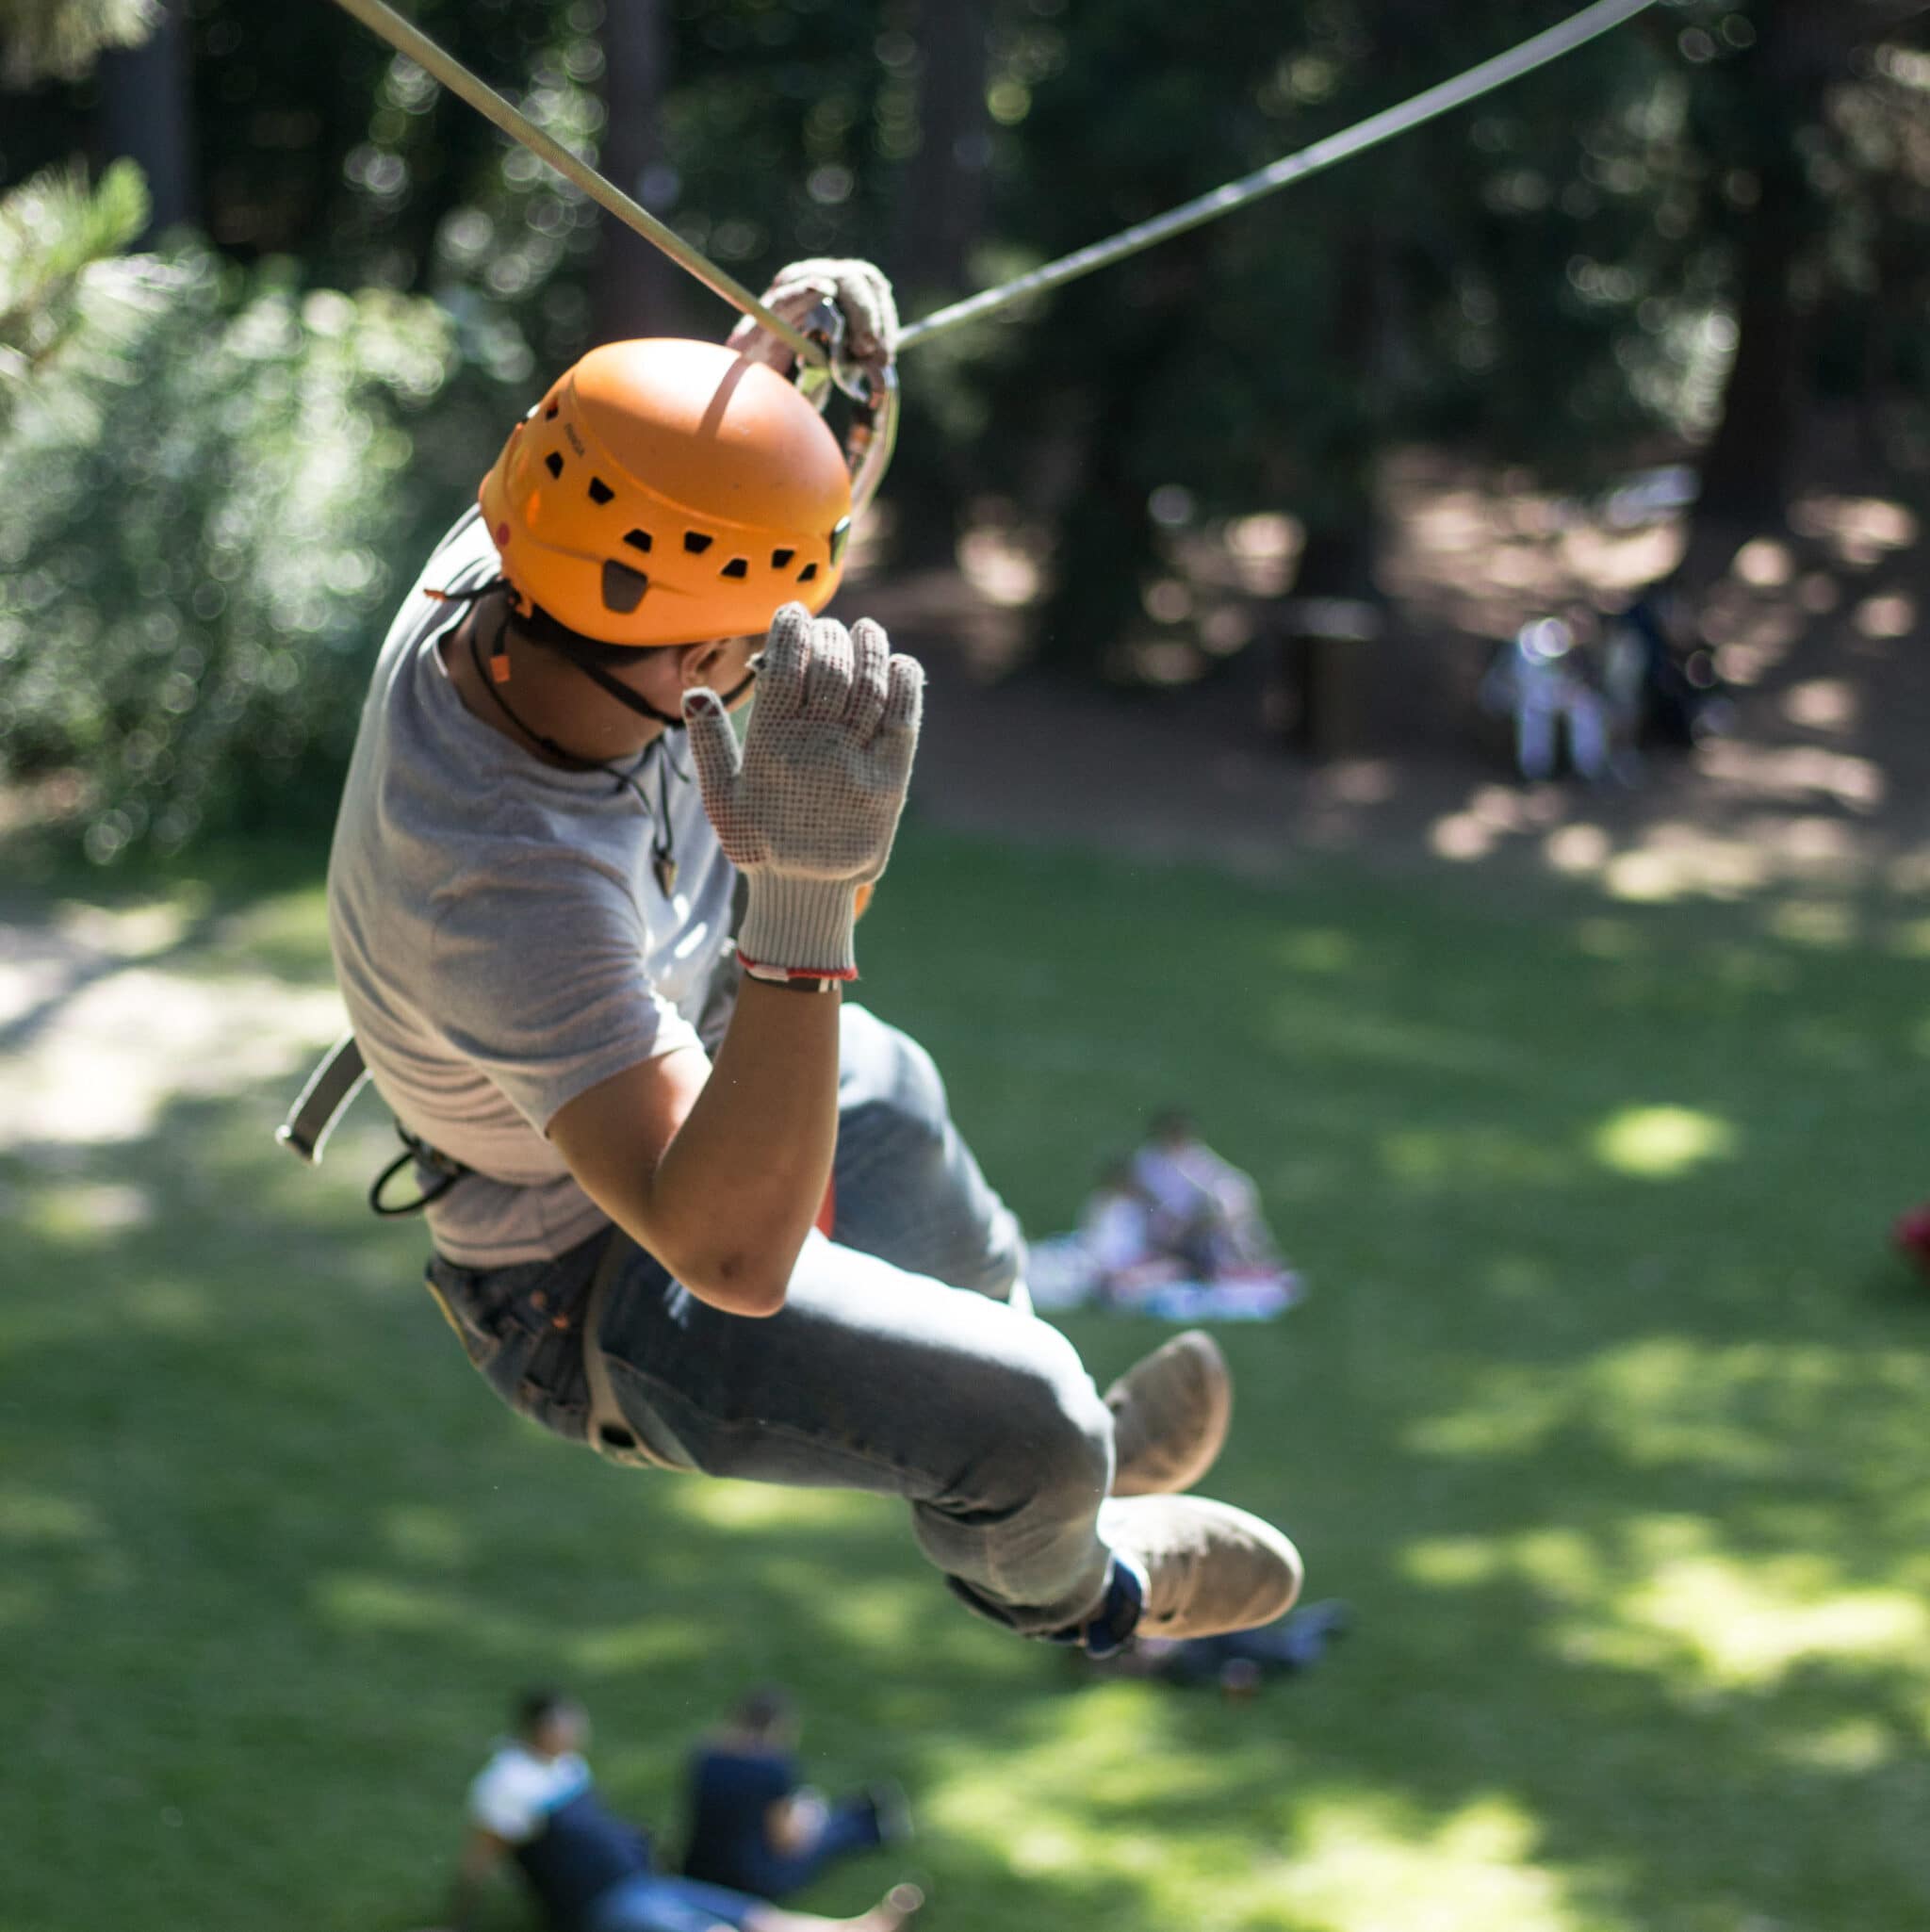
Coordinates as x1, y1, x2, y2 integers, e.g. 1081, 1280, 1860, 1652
431, 847, 703, 1136
467, 1755, 546, 1843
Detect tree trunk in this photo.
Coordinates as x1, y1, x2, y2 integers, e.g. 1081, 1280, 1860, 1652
1678, 1, 1856, 583
1684, 181, 1809, 569
94, 0, 195, 237
891, 0, 990, 300
1265, 224, 1383, 753
593, 0, 680, 342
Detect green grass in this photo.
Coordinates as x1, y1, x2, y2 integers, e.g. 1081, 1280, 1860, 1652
3, 825, 1928, 1932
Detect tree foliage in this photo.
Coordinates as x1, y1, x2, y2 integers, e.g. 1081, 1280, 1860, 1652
0, 0, 1925, 843
0, 0, 153, 85
0, 157, 153, 418
0, 245, 495, 854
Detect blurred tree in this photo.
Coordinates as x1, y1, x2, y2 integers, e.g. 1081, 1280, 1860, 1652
0, 0, 153, 84
0, 0, 502, 857
973, 0, 1689, 679
0, 157, 157, 422
593, 0, 681, 338
95, 0, 195, 235
0, 247, 487, 855
7, 0, 1927, 746
1669, 0, 1930, 580
890, 0, 990, 301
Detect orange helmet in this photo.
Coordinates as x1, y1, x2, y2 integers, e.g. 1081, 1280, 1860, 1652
478, 337, 856, 648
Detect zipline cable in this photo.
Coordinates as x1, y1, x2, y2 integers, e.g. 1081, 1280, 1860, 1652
324, 0, 827, 367
896, 0, 1659, 349
325, 0, 1657, 364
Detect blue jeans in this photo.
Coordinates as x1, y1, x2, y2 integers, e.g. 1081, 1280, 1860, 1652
684, 1794, 881, 1902
585, 1873, 761, 1932
425, 1006, 1120, 1637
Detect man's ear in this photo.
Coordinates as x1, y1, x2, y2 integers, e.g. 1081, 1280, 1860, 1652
678, 638, 734, 689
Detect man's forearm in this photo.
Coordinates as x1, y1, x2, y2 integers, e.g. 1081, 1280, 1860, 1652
647, 977, 841, 1314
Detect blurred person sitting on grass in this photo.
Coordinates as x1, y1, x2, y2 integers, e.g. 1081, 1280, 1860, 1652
1131, 1109, 1281, 1280
320, 256, 1301, 1669
1079, 1155, 1180, 1304
680, 1687, 907, 1901
421, 1689, 921, 1932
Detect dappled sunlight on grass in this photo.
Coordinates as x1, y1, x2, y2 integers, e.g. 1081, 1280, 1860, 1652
1769, 1714, 1902, 1776
376, 1502, 474, 1570
1282, 1792, 1582, 1932
1271, 927, 1359, 974
8, 829, 1930, 1930
0, 1481, 110, 1547
0, 962, 343, 1151
1591, 1104, 1737, 1178
1887, 915, 1930, 958
664, 1478, 875, 1534
1410, 1334, 1930, 1485
1621, 1542, 1928, 1691
24, 1178, 156, 1238
1764, 897, 1861, 949
564, 1620, 713, 1676
1264, 991, 1505, 1076
1380, 1123, 1577, 1192
119, 1276, 215, 1334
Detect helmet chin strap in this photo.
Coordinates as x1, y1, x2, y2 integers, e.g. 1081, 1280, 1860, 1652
506, 592, 758, 725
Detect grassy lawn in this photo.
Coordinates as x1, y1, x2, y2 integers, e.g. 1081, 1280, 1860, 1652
3, 823, 1927, 1932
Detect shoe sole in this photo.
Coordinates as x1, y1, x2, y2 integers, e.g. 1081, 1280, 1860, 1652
1106, 1330, 1234, 1498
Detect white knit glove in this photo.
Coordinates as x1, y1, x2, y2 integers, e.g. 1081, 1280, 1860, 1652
728, 257, 898, 390
683, 603, 923, 977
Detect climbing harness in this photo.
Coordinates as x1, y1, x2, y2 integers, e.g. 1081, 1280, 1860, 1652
277, 1032, 464, 1215
287, 0, 1660, 1208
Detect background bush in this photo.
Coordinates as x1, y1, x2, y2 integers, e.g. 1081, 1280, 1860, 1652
0, 200, 508, 855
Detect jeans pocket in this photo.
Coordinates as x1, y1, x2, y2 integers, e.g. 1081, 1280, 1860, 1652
423, 1267, 504, 1375
427, 1248, 596, 1445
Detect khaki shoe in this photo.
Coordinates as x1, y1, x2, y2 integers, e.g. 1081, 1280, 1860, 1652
1105, 1330, 1233, 1498
1100, 1494, 1302, 1639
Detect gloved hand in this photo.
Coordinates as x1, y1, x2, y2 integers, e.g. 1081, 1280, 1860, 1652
728, 257, 899, 390
683, 602, 923, 977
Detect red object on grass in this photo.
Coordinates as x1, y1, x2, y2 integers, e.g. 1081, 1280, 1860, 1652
1894, 1203, 1930, 1278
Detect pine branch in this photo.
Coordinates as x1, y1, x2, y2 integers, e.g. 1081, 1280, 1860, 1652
0, 0, 157, 86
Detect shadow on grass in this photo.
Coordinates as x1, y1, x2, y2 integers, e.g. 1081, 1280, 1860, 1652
4, 829, 1929, 1930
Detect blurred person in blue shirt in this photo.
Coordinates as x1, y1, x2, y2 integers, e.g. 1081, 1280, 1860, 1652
423, 1689, 918, 1932
681, 1688, 908, 1902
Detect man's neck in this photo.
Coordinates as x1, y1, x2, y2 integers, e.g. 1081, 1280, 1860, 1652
445, 602, 665, 769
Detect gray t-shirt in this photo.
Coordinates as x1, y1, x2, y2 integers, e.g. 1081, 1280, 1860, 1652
327, 510, 736, 1267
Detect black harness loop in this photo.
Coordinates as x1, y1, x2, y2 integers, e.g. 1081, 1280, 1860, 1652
368, 1123, 471, 1218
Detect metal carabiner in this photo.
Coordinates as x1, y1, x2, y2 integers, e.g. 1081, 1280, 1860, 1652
788, 298, 901, 524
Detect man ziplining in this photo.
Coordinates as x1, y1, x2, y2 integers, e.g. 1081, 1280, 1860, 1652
299, 0, 1665, 1677
318, 256, 1302, 1659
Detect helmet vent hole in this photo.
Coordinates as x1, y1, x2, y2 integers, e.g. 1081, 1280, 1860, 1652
544, 401, 560, 420
601, 561, 649, 614
797, 563, 819, 582
683, 532, 713, 555
770, 548, 795, 569
587, 477, 614, 505
720, 558, 748, 580
544, 451, 564, 480
623, 529, 653, 554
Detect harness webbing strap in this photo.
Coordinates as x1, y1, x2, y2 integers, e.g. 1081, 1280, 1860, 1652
581, 1229, 685, 1471
277, 1032, 369, 1164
